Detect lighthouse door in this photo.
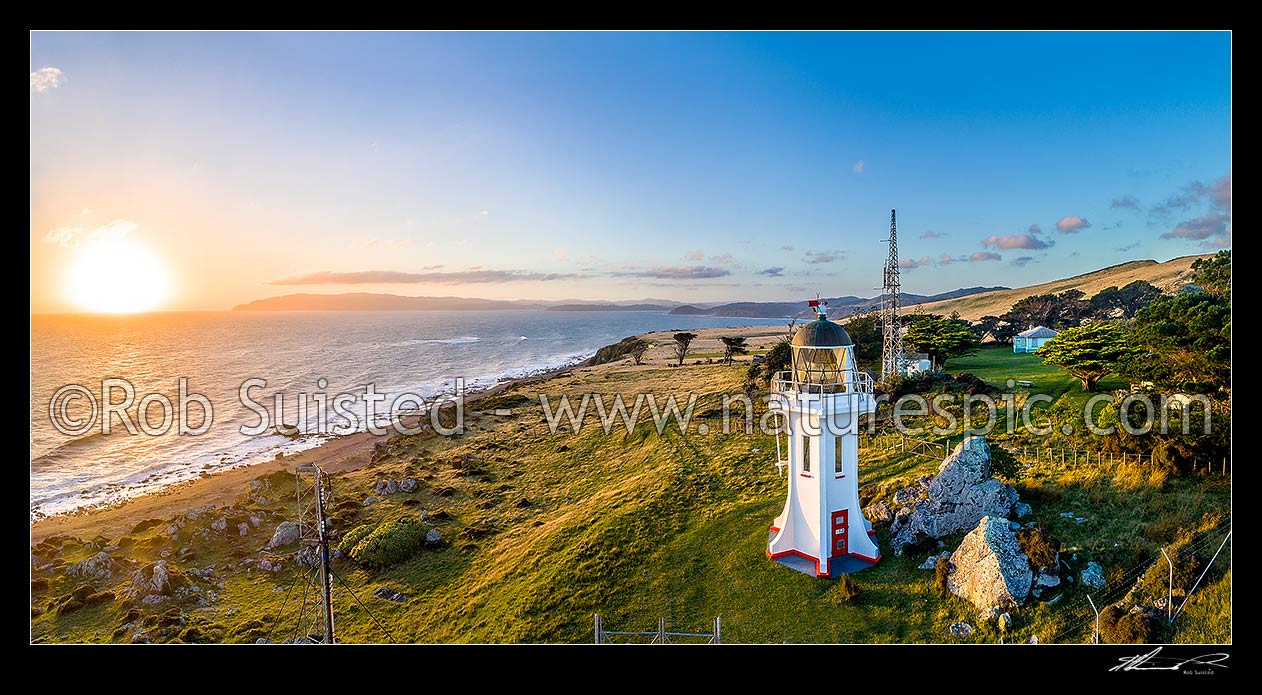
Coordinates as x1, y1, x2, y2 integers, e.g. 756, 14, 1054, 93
831, 510, 848, 557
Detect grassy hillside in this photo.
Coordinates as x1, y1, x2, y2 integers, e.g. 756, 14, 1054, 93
31, 354, 1230, 644
916, 256, 1211, 321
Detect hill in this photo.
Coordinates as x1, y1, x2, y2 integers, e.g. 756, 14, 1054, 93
670, 287, 1008, 319
914, 256, 1210, 322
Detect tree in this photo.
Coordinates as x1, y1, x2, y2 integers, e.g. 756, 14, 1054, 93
626, 339, 650, 365
1036, 322, 1132, 391
719, 335, 749, 365
672, 332, 698, 366
761, 339, 791, 383
1002, 290, 1090, 329
1089, 281, 1161, 319
904, 316, 980, 369
974, 315, 1019, 344
1189, 250, 1231, 298
843, 310, 882, 362
1121, 292, 1230, 393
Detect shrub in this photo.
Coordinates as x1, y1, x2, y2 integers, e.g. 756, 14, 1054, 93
934, 556, 952, 594
1016, 527, 1060, 572
347, 517, 428, 568
340, 523, 376, 553
990, 446, 1022, 481
1100, 605, 1164, 644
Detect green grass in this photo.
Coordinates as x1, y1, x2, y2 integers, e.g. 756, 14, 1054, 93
30, 359, 1230, 644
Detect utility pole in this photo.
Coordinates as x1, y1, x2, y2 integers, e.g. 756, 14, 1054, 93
881, 209, 905, 380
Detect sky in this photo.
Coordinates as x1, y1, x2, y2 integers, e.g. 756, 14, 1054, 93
30, 31, 1232, 313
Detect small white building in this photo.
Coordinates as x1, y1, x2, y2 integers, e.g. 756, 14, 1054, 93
1014, 325, 1058, 353
767, 306, 880, 577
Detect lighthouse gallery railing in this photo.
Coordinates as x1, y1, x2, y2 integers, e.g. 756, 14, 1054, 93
771, 369, 874, 395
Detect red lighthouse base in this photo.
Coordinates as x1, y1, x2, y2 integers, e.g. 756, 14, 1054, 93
766, 526, 881, 578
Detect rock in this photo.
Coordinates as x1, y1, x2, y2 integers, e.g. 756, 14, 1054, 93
998, 612, 1013, 632
374, 479, 400, 496
946, 516, 1034, 612
363, 496, 379, 506
211, 517, 228, 532
372, 586, 408, 603
265, 522, 303, 549
918, 551, 952, 570
140, 594, 167, 605
257, 559, 282, 573
238, 523, 251, 537
1075, 517, 1087, 524
893, 478, 930, 506
425, 529, 442, 546
420, 510, 430, 522
890, 437, 1020, 555
1014, 502, 1032, 518
159, 549, 171, 558
1027, 634, 1039, 644
863, 501, 893, 524
1010, 521, 1022, 530
249, 514, 264, 529
1059, 512, 1075, 518
66, 552, 116, 582
166, 524, 180, 539
102, 545, 120, 553
131, 630, 151, 643
948, 621, 974, 637
1066, 575, 1074, 584
1031, 588, 1042, 598
1035, 572, 1061, 588
399, 478, 420, 493
125, 560, 172, 598
1080, 561, 1106, 589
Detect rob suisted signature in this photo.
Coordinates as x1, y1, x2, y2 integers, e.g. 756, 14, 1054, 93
1110, 647, 1229, 673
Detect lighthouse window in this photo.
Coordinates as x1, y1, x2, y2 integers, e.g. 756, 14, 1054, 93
801, 435, 811, 473
834, 436, 844, 475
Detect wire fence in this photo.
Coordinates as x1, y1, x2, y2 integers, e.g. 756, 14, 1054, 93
594, 614, 721, 644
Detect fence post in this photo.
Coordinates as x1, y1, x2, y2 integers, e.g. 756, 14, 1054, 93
594, 613, 601, 644
1087, 594, 1100, 644
1160, 547, 1173, 623
715, 616, 722, 644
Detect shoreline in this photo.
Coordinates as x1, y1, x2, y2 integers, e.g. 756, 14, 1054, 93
28, 323, 787, 543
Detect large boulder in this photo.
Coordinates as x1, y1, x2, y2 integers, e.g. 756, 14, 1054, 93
265, 522, 303, 549
1080, 561, 1106, 589
889, 437, 1019, 555
946, 516, 1034, 612
125, 560, 173, 598
66, 552, 116, 582
374, 479, 400, 496
863, 501, 893, 525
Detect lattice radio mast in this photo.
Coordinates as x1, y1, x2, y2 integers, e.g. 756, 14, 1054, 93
880, 209, 905, 379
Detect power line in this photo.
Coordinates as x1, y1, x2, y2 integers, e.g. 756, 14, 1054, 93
331, 567, 397, 644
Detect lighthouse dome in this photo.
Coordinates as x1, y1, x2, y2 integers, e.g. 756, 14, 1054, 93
791, 318, 854, 348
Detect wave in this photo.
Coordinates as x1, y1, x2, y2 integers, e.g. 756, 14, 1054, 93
389, 336, 481, 346
31, 429, 111, 466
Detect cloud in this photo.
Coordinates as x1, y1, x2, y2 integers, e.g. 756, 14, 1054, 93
1111, 195, 1141, 211
781, 245, 795, 251
970, 251, 1002, 262
611, 265, 732, 279
1199, 235, 1232, 250
684, 250, 705, 261
981, 234, 1053, 250
1152, 174, 1232, 217
1010, 256, 1035, 267
271, 269, 578, 285
852, 160, 864, 174
479, 210, 490, 216
1161, 213, 1230, 241
1114, 242, 1142, 253
803, 250, 841, 264
758, 267, 786, 277
30, 67, 65, 93
899, 256, 932, 270
41, 218, 137, 248
1028, 224, 1044, 235
709, 252, 734, 264
1056, 215, 1091, 233
919, 230, 946, 239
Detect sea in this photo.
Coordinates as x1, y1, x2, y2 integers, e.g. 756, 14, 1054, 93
30, 309, 786, 519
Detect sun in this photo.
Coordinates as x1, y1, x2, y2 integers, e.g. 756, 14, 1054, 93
65, 238, 171, 313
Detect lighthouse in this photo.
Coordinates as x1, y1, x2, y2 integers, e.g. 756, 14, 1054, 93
767, 300, 881, 577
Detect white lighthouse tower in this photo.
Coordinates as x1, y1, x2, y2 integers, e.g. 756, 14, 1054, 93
767, 301, 881, 577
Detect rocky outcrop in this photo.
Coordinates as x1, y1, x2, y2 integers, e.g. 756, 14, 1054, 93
265, 522, 303, 549
918, 551, 951, 570
889, 437, 1019, 555
66, 552, 116, 582
1080, 561, 1106, 589
125, 560, 172, 598
863, 501, 893, 524
946, 516, 1034, 612
374, 479, 400, 496
399, 479, 420, 493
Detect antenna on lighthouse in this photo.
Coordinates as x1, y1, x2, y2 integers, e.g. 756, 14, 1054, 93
880, 209, 906, 380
